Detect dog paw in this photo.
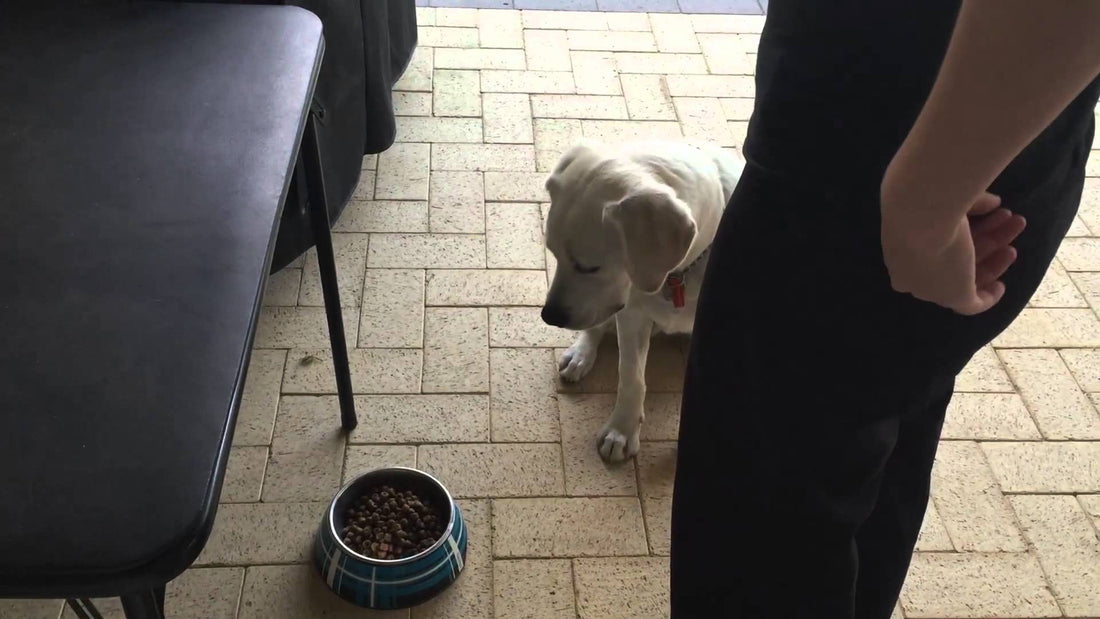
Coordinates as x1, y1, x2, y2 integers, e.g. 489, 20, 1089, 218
596, 422, 641, 463
559, 341, 598, 382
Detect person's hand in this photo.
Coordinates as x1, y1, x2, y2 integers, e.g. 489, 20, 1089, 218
881, 192, 1026, 315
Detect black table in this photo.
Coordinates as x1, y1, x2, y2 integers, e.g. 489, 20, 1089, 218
0, 3, 357, 617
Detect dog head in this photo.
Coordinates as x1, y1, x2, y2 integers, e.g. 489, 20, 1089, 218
541, 142, 698, 330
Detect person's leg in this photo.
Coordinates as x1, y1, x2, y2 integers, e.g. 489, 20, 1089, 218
671, 379, 903, 617
670, 168, 918, 617
671, 154, 1083, 617
852, 384, 951, 619
851, 147, 1090, 617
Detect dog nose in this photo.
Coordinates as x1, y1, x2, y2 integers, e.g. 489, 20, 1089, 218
541, 305, 569, 328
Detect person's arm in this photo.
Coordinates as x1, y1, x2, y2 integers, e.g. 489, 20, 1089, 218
881, 0, 1100, 314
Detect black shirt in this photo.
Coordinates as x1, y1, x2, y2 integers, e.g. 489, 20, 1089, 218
744, 0, 1099, 222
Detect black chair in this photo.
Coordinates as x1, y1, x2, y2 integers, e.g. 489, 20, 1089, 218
0, 4, 355, 617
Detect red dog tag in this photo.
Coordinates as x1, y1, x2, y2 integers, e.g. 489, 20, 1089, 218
667, 275, 686, 308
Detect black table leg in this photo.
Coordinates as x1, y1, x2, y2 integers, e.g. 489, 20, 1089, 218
119, 586, 165, 619
301, 110, 358, 432
65, 599, 103, 619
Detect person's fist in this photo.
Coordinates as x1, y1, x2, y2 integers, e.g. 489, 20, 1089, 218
882, 192, 1026, 315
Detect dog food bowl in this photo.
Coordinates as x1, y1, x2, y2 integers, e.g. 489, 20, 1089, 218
314, 467, 467, 610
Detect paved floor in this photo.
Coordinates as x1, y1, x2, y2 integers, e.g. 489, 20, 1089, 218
416, 0, 767, 15
6, 8, 1100, 619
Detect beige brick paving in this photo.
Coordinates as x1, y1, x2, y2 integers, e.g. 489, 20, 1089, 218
297, 232, 369, 307
1000, 348, 1100, 438
493, 559, 576, 618
433, 69, 482, 117
524, 30, 571, 72
281, 347, 422, 394
1010, 495, 1100, 617
100, 10, 1100, 618
335, 199, 430, 233
492, 497, 648, 558
376, 143, 431, 200
429, 170, 485, 233
397, 116, 483, 143
422, 307, 490, 393
1029, 261, 1088, 307
930, 441, 1027, 552
482, 93, 534, 143
238, 565, 407, 619
620, 74, 678, 120
221, 446, 267, 503
900, 553, 1061, 618
571, 51, 621, 96
573, 557, 670, 619
426, 269, 546, 306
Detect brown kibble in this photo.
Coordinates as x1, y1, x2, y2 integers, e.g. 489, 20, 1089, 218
343, 481, 448, 560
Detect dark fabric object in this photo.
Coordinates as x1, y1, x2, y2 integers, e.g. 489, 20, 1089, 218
670, 0, 1099, 616
271, 0, 417, 271
180, 0, 417, 271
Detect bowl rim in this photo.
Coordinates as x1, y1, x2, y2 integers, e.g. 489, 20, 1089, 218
326, 466, 458, 566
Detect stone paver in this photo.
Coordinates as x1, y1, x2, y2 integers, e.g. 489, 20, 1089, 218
900, 553, 1061, 618
419, 443, 565, 497
238, 565, 408, 619
939, 393, 1041, 440
489, 347, 561, 442
358, 268, 426, 348
558, 393, 640, 495
281, 347, 422, 394
492, 497, 649, 557
298, 233, 369, 307
1000, 348, 1100, 439
493, 559, 576, 618
573, 557, 670, 619
954, 346, 1014, 393
915, 500, 954, 552
983, 442, 1100, 493
422, 307, 490, 392
222, 446, 267, 503
135, 9, 1100, 619
377, 143, 431, 200
430, 170, 485, 233
1010, 495, 1100, 617
930, 441, 1026, 552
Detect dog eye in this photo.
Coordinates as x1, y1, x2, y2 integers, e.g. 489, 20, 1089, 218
573, 262, 600, 274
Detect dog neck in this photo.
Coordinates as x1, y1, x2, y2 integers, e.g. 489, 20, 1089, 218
663, 244, 711, 308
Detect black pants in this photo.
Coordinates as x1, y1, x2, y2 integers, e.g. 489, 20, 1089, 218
669, 160, 1085, 618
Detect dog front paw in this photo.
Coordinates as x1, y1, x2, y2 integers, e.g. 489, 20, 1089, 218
559, 340, 598, 382
596, 421, 641, 463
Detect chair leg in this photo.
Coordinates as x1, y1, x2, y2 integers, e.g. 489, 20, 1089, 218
119, 586, 165, 619
65, 599, 103, 619
300, 111, 358, 432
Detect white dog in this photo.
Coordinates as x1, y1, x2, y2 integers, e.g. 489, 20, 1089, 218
541, 140, 743, 462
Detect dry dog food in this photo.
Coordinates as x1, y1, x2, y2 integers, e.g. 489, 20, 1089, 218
341, 484, 446, 560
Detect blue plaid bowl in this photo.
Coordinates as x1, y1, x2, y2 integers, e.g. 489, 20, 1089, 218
314, 467, 467, 610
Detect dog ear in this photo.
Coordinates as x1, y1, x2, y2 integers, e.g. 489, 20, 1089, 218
603, 190, 697, 294
545, 140, 600, 197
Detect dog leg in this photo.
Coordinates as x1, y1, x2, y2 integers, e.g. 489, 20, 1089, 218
598, 311, 652, 462
559, 321, 609, 382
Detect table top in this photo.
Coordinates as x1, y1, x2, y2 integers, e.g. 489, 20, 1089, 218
0, 2, 323, 596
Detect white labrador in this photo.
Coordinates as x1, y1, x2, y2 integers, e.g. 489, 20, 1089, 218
541, 140, 744, 462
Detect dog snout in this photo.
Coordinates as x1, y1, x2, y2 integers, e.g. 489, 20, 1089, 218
541, 304, 570, 328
